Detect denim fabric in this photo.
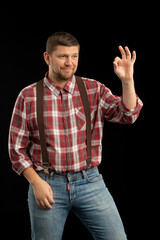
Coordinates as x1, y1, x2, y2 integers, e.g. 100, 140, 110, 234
28, 167, 127, 240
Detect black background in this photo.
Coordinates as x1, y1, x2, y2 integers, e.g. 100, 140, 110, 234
1, 5, 156, 240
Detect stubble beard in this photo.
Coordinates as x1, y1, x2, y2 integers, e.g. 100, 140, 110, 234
52, 67, 76, 81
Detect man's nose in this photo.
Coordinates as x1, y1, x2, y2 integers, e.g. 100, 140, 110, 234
65, 57, 72, 65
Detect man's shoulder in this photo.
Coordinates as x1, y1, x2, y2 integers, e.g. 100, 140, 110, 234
19, 82, 37, 98
80, 76, 101, 89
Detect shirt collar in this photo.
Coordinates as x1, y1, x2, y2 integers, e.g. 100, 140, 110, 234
44, 72, 76, 97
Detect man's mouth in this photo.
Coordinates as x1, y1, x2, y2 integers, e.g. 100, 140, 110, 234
61, 68, 74, 73
62, 68, 73, 70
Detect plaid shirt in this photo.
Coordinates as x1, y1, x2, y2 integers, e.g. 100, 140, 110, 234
8, 74, 143, 175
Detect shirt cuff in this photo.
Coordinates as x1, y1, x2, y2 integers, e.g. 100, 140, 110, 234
12, 160, 33, 176
120, 96, 143, 116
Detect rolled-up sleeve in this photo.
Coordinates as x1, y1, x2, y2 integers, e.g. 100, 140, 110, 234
99, 83, 143, 124
8, 91, 33, 175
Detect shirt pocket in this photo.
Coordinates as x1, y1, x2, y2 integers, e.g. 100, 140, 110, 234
75, 107, 86, 131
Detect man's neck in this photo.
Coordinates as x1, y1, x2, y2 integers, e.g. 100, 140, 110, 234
48, 72, 69, 88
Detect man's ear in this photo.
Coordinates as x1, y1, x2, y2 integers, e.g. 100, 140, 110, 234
43, 52, 51, 66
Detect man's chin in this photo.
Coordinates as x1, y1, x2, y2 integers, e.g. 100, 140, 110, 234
59, 72, 75, 80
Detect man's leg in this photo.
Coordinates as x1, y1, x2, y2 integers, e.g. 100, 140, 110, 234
72, 168, 127, 240
28, 173, 70, 240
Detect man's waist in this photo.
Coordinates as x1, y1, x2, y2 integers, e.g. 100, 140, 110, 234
37, 166, 97, 177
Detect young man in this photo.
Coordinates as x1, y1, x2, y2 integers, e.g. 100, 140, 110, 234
9, 32, 143, 240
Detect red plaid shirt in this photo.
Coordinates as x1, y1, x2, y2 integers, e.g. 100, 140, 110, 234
8, 74, 143, 175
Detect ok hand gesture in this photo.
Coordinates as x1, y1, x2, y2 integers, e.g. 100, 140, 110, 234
113, 46, 136, 84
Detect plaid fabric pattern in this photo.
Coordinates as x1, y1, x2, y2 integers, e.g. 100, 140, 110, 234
8, 74, 143, 175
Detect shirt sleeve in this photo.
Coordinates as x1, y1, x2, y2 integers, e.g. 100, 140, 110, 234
99, 83, 143, 124
8, 91, 33, 175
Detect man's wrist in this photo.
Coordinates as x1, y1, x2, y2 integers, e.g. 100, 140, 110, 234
23, 167, 41, 186
121, 78, 134, 87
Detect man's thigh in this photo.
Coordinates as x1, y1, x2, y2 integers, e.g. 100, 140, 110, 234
28, 173, 70, 240
72, 169, 127, 240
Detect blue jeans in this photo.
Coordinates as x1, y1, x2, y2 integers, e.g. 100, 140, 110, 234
28, 167, 127, 240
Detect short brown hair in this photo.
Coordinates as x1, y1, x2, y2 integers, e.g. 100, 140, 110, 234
46, 32, 80, 55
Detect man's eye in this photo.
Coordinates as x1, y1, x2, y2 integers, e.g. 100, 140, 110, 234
59, 55, 65, 58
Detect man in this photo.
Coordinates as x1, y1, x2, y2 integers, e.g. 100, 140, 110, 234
9, 32, 143, 240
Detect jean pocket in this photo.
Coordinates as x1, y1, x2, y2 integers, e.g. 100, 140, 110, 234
86, 170, 102, 183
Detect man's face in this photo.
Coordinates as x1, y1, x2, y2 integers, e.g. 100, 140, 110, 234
45, 45, 79, 81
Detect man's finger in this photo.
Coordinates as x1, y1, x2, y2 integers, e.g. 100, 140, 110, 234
47, 194, 55, 205
39, 199, 46, 209
131, 50, 136, 63
118, 46, 126, 59
124, 46, 131, 59
113, 61, 118, 72
114, 56, 121, 63
43, 198, 53, 209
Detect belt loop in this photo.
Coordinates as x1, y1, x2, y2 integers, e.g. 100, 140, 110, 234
82, 170, 87, 179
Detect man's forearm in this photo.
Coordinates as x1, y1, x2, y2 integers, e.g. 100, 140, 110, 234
23, 167, 42, 186
122, 80, 137, 109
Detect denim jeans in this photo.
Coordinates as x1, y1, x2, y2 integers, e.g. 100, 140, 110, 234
28, 167, 127, 240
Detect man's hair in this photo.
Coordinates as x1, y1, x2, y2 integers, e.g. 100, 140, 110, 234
46, 32, 80, 55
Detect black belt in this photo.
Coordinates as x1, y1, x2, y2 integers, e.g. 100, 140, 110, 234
38, 166, 96, 176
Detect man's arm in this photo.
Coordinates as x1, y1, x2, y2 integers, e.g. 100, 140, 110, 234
122, 80, 137, 109
8, 90, 54, 210
113, 46, 137, 109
